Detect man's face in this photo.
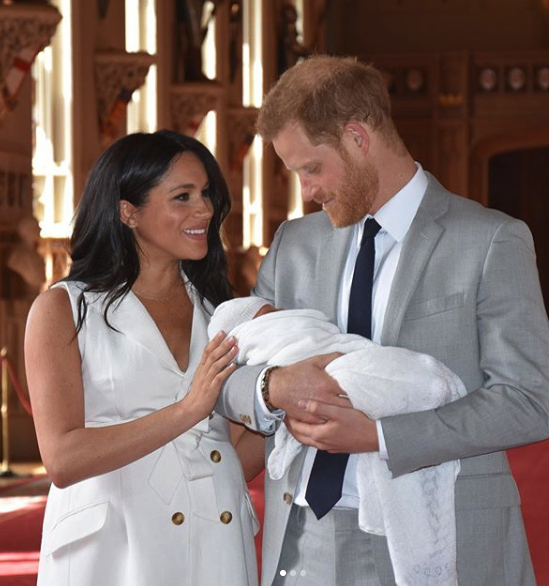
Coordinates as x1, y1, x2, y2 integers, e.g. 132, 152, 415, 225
272, 123, 379, 228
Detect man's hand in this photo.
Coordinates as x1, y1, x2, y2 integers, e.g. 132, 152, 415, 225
267, 353, 349, 422
285, 401, 380, 453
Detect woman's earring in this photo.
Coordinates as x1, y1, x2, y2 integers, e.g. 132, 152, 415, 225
128, 221, 136, 229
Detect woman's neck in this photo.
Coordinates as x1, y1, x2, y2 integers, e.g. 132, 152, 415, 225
133, 261, 184, 301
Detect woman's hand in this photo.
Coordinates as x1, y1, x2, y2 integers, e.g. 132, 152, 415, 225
182, 331, 238, 422
26, 290, 239, 488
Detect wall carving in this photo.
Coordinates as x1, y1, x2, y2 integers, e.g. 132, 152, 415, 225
385, 65, 430, 96
355, 0, 530, 12
95, 51, 155, 146
475, 61, 549, 94
0, 169, 32, 225
174, 0, 221, 83
170, 83, 222, 135
369, 50, 549, 197
5, 215, 45, 300
0, 3, 61, 118
227, 106, 258, 173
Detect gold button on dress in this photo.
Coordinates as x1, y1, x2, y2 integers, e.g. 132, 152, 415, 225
220, 511, 233, 524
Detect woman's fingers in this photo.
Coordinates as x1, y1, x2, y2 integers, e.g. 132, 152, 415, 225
199, 331, 238, 382
212, 359, 237, 385
203, 331, 237, 361
185, 331, 239, 419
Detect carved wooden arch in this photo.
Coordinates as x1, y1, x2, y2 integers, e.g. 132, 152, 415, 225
470, 127, 549, 207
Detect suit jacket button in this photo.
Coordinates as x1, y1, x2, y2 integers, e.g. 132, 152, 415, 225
172, 512, 185, 525
210, 450, 222, 463
220, 511, 233, 524
283, 492, 293, 504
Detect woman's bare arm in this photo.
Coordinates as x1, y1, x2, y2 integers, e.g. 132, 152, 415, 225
230, 421, 265, 482
25, 287, 237, 488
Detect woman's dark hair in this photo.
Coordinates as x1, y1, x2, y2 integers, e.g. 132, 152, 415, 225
65, 130, 233, 332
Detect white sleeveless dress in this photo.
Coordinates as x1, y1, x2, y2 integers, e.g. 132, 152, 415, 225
37, 280, 259, 586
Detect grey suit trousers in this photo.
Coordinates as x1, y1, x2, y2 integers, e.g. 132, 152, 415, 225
272, 506, 395, 586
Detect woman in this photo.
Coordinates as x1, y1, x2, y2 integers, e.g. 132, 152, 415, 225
25, 130, 259, 586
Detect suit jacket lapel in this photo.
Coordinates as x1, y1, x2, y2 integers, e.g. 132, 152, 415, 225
316, 223, 353, 322
381, 176, 449, 346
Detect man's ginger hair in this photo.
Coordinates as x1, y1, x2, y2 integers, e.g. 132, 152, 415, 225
257, 54, 403, 151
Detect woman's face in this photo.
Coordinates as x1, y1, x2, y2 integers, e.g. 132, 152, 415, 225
126, 152, 214, 264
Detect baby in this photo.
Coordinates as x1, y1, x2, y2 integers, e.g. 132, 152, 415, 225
209, 296, 465, 586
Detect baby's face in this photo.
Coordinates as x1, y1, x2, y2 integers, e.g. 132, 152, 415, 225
253, 304, 279, 319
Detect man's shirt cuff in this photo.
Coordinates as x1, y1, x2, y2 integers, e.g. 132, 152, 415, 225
255, 367, 284, 432
376, 419, 388, 459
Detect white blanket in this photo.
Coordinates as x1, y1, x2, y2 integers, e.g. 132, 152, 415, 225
209, 301, 465, 586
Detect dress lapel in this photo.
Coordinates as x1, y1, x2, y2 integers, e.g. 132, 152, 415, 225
176, 287, 212, 400
106, 277, 210, 378
106, 291, 183, 375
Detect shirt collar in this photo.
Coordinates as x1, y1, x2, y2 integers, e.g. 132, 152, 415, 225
358, 163, 428, 243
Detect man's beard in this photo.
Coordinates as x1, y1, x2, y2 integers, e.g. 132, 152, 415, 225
324, 158, 380, 228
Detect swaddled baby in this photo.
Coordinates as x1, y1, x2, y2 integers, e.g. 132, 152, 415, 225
209, 296, 465, 586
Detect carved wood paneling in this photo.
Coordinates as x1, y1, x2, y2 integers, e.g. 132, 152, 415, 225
0, 2, 61, 118
0, 167, 32, 226
366, 49, 549, 200
435, 123, 468, 195
95, 51, 155, 146
170, 83, 223, 135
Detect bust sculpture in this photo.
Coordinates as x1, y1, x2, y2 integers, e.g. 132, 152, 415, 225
6, 215, 46, 297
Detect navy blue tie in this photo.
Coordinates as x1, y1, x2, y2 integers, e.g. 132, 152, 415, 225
305, 218, 381, 520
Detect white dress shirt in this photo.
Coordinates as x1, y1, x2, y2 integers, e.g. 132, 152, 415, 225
257, 164, 428, 509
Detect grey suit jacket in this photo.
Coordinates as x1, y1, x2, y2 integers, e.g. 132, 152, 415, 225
218, 173, 549, 586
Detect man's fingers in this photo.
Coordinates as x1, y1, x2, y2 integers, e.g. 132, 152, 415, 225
298, 399, 349, 416
287, 410, 326, 425
285, 417, 333, 450
287, 403, 379, 453
312, 352, 343, 369
285, 417, 316, 440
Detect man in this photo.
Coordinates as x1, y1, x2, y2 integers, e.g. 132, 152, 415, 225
217, 55, 549, 586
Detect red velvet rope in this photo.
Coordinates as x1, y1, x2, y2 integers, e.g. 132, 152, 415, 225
1, 355, 32, 416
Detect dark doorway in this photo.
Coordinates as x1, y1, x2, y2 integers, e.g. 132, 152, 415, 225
488, 146, 549, 311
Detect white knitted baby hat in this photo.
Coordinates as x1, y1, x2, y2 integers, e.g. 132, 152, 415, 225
207, 297, 272, 339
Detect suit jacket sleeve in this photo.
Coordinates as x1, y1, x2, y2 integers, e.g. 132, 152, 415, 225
383, 217, 549, 477
214, 223, 285, 430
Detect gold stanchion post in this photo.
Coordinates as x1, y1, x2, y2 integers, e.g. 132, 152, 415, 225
0, 347, 16, 478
